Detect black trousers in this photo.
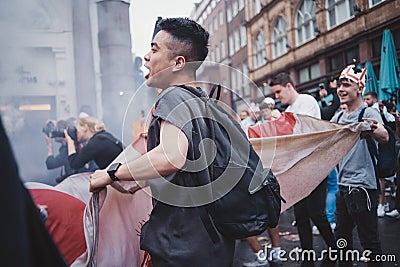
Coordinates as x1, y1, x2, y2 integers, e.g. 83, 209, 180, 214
294, 179, 336, 267
335, 186, 382, 267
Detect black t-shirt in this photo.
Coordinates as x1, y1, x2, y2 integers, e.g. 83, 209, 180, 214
140, 86, 234, 267
46, 144, 75, 176
68, 131, 123, 170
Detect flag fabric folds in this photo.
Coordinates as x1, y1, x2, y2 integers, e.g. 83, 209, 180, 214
249, 112, 371, 211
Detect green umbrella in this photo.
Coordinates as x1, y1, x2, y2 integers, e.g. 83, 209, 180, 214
379, 29, 400, 109
364, 61, 379, 96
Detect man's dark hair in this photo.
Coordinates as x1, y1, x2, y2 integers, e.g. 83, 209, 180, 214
364, 91, 378, 99
157, 17, 209, 63
269, 72, 294, 87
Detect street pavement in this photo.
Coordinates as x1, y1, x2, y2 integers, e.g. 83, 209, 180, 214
233, 198, 400, 267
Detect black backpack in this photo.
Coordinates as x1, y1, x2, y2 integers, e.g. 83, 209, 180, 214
179, 84, 284, 242
337, 107, 396, 178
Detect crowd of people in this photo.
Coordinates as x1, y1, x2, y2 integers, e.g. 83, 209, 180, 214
32, 17, 399, 267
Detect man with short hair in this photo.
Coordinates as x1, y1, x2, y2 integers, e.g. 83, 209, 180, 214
90, 18, 235, 266
270, 72, 336, 267
331, 65, 388, 267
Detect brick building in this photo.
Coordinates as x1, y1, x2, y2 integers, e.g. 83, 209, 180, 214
192, 0, 400, 109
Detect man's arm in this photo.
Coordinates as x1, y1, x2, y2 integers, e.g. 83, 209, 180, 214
90, 120, 189, 192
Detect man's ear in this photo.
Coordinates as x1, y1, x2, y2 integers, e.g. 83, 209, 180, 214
172, 56, 186, 72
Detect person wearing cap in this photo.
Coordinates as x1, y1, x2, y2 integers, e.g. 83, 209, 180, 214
262, 97, 281, 120
331, 64, 388, 266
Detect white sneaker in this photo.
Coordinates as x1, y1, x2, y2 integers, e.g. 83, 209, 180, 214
384, 203, 389, 212
243, 259, 269, 267
385, 209, 400, 219
312, 225, 320, 235
377, 204, 385, 217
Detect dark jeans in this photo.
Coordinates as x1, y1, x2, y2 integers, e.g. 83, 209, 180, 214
294, 179, 336, 267
335, 186, 382, 267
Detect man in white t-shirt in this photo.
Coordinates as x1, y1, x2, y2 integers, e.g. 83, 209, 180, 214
270, 73, 320, 118
270, 72, 335, 267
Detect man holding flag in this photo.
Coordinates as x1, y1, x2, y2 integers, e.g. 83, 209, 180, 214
331, 64, 388, 266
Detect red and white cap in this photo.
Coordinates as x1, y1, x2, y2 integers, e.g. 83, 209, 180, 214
339, 64, 367, 88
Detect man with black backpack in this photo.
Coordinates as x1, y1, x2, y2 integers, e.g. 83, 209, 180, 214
331, 64, 388, 267
89, 17, 281, 267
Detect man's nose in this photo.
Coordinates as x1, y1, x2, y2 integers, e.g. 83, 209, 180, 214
144, 53, 150, 62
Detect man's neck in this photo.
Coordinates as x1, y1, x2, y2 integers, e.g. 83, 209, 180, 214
288, 91, 299, 106
346, 99, 364, 114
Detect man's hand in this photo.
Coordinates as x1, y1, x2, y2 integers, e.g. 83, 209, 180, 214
362, 117, 389, 143
90, 169, 112, 192
361, 117, 379, 131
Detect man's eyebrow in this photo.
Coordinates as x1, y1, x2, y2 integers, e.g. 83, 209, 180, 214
151, 42, 160, 49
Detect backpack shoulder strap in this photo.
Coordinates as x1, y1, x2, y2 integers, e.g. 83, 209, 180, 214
335, 110, 344, 123
357, 106, 367, 122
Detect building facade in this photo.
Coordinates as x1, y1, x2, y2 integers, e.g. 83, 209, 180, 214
0, 0, 134, 182
191, 0, 399, 109
246, 0, 400, 104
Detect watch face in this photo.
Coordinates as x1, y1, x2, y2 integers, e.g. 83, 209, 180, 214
108, 163, 121, 173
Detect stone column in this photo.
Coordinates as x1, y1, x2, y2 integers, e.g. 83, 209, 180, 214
96, 0, 134, 138
72, 0, 97, 117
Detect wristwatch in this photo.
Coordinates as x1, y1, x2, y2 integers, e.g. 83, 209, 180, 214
107, 162, 122, 182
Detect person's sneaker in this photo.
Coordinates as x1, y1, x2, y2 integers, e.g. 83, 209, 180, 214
377, 204, 385, 217
385, 209, 400, 219
243, 259, 269, 267
384, 203, 390, 212
269, 258, 283, 267
312, 225, 320, 235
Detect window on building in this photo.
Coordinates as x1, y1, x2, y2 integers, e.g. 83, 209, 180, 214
242, 63, 250, 97
344, 46, 359, 64
240, 25, 247, 47
254, 0, 262, 16
371, 36, 382, 58
213, 17, 218, 31
328, 46, 359, 72
234, 30, 240, 53
296, 0, 317, 46
369, 0, 385, 7
236, 64, 243, 93
329, 52, 343, 72
239, 0, 245, 10
326, 0, 356, 29
207, 6, 212, 15
209, 24, 213, 35
233, 0, 239, 17
227, 6, 232, 22
210, 50, 215, 62
221, 40, 226, 59
219, 11, 224, 25
253, 32, 267, 68
215, 45, 220, 62
211, 0, 216, 8
231, 70, 238, 94
229, 35, 235, 56
298, 62, 320, 83
272, 16, 288, 58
